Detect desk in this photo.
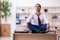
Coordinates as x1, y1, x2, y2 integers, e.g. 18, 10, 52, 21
13, 33, 57, 40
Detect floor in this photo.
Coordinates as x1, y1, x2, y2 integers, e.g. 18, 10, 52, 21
0, 36, 13, 40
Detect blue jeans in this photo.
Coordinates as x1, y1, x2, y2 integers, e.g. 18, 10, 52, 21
28, 23, 47, 33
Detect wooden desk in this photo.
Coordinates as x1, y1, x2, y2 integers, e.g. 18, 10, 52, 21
13, 33, 57, 40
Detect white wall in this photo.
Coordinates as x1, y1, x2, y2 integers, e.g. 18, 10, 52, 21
1, 0, 60, 36
15, 0, 60, 7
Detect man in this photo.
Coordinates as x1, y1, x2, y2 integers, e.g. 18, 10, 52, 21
25, 3, 50, 33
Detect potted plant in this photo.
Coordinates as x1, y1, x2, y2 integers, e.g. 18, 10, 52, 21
0, 0, 11, 37
1, 0, 11, 22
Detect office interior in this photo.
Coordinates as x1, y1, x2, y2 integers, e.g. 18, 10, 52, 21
0, 0, 60, 40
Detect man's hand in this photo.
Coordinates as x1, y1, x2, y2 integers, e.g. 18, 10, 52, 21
46, 23, 50, 31
25, 23, 28, 28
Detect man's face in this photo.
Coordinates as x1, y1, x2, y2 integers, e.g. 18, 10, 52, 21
35, 4, 41, 12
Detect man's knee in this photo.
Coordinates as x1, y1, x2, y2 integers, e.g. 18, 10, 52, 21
40, 24, 47, 30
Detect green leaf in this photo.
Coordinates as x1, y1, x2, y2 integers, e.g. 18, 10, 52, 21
1, 0, 11, 18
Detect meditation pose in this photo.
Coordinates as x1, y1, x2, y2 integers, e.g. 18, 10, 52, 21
25, 3, 50, 33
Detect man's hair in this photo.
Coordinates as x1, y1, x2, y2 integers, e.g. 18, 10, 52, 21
35, 3, 41, 7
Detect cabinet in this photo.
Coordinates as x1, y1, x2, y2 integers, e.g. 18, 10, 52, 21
16, 7, 60, 29
13, 33, 57, 40
1, 24, 11, 37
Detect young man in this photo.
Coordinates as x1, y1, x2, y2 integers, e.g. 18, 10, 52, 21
25, 3, 50, 33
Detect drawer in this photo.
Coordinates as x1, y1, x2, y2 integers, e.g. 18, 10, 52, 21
1, 24, 10, 37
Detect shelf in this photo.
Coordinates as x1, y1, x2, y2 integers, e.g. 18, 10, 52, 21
47, 12, 60, 14
19, 18, 27, 21
19, 13, 27, 15
51, 19, 60, 21
19, 13, 30, 15
20, 23, 25, 26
